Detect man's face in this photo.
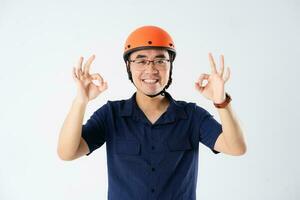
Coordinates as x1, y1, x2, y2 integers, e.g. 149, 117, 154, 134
128, 49, 171, 96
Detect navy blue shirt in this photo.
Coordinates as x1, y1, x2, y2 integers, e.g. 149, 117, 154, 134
81, 91, 223, 200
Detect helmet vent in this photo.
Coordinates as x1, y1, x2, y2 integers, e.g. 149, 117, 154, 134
127, 45, 131, 48
169, 43, 173, 47
148, 41, 152, 44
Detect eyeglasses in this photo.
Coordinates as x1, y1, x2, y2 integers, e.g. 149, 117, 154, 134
129, 58, 170, 70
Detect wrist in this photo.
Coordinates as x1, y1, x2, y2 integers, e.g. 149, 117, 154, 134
213, 92, 231, 109
73, 97, 88, 106
213, 93, 226, 104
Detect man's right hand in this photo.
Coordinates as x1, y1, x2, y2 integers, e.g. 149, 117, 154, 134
72, 54, 108, 104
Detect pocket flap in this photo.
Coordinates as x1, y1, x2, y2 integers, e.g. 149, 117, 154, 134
115, 140, 141, 155
167, 139, 192, 151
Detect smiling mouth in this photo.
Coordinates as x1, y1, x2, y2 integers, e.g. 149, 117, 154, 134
142, 79, 159, 84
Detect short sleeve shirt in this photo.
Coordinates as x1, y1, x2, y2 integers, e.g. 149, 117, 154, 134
81, 91, 223, 200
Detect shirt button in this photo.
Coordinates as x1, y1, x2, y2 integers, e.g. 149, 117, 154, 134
152, 167, 155, 171
151, 188, 155, 193
151, 146, 155, 150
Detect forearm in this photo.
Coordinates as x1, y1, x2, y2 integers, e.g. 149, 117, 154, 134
57, 98, 87, 160
216, 102, 246, 154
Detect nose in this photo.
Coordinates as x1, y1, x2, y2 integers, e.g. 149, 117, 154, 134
144, 62, 158, 73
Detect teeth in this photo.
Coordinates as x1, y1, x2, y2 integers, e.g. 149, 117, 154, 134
143, 79, 158, 83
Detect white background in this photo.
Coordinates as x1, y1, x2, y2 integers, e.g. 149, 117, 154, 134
0, 0, 299, 199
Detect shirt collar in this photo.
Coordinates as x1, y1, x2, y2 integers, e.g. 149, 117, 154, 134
120, 91, 187, 124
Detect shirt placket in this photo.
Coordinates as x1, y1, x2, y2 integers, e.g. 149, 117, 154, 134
148, 124, 160, 200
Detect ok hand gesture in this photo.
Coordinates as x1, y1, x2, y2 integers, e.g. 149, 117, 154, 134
72, 54, 108, 104
195, 52, 230, 104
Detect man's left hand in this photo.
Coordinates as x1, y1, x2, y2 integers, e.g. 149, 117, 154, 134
195, 52, 231, 104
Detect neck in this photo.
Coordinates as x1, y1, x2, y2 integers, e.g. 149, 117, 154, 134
135, 90, 169, 112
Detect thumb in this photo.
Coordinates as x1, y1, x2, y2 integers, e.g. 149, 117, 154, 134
98, 81, 108, 92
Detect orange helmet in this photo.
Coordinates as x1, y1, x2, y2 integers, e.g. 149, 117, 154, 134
123, 25, 176, 61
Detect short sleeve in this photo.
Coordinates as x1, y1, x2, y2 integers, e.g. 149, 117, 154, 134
195, 104, 223, 154
81, 103, 108, 156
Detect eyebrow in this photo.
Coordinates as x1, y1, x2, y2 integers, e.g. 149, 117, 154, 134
134, 54, 167, 59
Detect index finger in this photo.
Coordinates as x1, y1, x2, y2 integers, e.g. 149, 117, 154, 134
90, 73, 104, 84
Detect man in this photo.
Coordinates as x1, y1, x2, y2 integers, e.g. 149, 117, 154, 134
57, 25, 247, 200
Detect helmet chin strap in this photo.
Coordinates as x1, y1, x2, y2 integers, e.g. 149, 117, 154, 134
145, 88, 166, 98
131, 78, 167, 98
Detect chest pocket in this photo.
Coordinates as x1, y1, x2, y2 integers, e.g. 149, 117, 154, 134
115, 139, 141, 155
167, 138, 193, 151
